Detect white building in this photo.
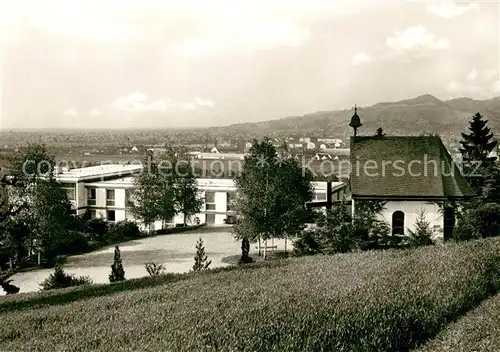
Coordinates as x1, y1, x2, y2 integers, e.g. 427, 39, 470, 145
55, 164, 346, 229
350, 135, 475, 241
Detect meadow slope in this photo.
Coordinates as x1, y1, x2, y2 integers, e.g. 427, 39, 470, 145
416, 289, 500, 351
1, 239, 500, 351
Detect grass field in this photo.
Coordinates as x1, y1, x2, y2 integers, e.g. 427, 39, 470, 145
415, 288, 500, 352
1, 238, 500, 351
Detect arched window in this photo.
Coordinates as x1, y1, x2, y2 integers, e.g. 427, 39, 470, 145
392, 211, 405, 235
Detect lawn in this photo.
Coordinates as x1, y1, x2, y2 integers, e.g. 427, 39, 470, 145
1, 238, 500, 351
415, 286, 500, 352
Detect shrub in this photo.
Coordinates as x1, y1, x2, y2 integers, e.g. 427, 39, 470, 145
294, 203, 392, 255
193, 238, 211, 271
109, 246, 125, 282
407, 208, 435, 247
145, 262, 166, 276
293, 229, 323, 255
40, 262, 92, 291
455, 202, 500, 241
84, 218, 108, 242
56, 230, 91, 255
107, 220, 141, 243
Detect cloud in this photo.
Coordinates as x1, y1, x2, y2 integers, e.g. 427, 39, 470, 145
446, 68, 500, 98
426, 1, 479, 19
385, 25, 449, 62
90, 108, 102, 116
466, 68, 478, 81
111, 92, 215, 113
351, 52, 372, 66
62, 108, 78, 117
169, 20, 311, 57
2, 1, 137, 43
494, 80, 500, 94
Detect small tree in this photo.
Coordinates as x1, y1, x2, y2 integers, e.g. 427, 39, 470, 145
40, 257, 92, 290
130, 153, 162, 231
109, 246, 125, 282
192, 238, 211, 271
407, 208, 435, 247
145, 262, 166, 276
233, 137, 313, 261
172, 158, 203, 226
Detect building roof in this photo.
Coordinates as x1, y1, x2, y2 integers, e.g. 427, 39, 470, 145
56, 164, 143, 182
83, 176, 345, 194
194, 152, 246, 160
350, 136, 475, 199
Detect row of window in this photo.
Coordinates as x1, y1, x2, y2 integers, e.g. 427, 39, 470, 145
84, 189, 326, 211
89, 209, 116, 221
82, 189, 325, 213
204, 192, 237, 212
87, 188, 117, 206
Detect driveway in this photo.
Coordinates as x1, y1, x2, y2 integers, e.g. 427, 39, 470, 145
2, 227, 291, 295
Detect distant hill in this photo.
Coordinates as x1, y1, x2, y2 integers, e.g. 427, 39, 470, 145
206, 94, 500, 137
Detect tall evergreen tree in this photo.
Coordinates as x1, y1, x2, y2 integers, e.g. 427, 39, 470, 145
459, 112, 498, 192
109, 245, 125, 282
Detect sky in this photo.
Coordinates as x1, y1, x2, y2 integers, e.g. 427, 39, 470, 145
0, 0, 499, 129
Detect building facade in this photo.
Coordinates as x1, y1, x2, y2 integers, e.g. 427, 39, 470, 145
349, 135, 475, 241
55, 165, 347, 229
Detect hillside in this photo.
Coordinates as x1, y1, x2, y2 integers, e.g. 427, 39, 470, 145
1, 238, 500, 351
207, 94, 500, 137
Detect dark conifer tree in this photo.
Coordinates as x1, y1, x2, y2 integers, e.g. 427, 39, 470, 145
459, 112, 498, 192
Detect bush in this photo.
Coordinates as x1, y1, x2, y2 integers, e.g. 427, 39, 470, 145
145, 262, 166, 276
294, 204, 393, 255
4, 238, 500, 351
407, 208, 435, 247
107, 220, 142, 243
293, 229, 323, 255
84, 218, 108, 242
40, 262, 92, 291
55, 230, 91, 255
455, 202, 500, 241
